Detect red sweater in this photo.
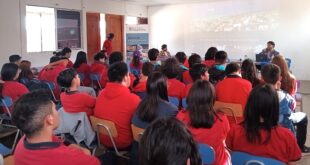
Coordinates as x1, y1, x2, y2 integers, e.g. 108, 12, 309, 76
2, 81, 29, 102
132, 81, 147, 93
75, 63, 92, 86
67, 60, 74, 68
182, 70, 193, 85
182, 83, 193, 98
167, 78, 185, 100
38, 64, 66, 83
90, 62, 108, 88
94, 83, 140, 148
103, 39, 112, 56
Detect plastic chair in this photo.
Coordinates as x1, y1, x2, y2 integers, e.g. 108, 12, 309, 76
130, 68, 141, 77
43, 81, 58, 102
182, 98, 187, 109
168, 96, 179, 107
198, 143, 215, 165
0, 124, 20, 156
232, 152, 285, 165
90, 74, 102, 90
0, 97, 13, 123
78, 73, 85, 86
285, 58, 292, 69
214, 101, 243, 124
19, 78, 29, 85
90, 116, 129, 159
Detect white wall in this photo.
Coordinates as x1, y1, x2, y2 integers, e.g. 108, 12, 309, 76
148, 0, 310, 80
0, 0, 147, 68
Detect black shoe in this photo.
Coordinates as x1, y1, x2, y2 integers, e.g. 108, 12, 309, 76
301, 146, 310, 153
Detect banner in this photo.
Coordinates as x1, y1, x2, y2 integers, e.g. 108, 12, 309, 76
126, 24, 149, 60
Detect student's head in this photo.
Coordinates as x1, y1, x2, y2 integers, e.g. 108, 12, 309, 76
108, 62, 130, 87
94, 51, 107, 63
215, 51, 227, 64
148, 48, 159, 61
161, 58, 180, 79
243, 84, 279, 144
19, 68, 34, 80
189, 64, 209, 82
50, 56, 61, 63
9, 54, 22, 65
1, 63, 20, 81
107, 33, 114, 40
225, 62, 241, 76
109, 51, 124, 65
137, 72, 168, 122
175, 52, 187, 64
132, 51, 141, 67
188, 53, 202, 69
139, 118, 202, 165
19, 60, 31, 70
142, 62, 154, 77
62, 47, 72, 58
205, 47, 218, 61
241, 59, 258, 85
161, 44, 167, 51
267, 41, 275, 50
187, 80, 216, 128
12, 90, 58, 138
57, 68, 80, 88
261, 64, 281, 87
73, 51, 87, 69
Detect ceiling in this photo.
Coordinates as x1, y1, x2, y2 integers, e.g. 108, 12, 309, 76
120, 0, 222, 6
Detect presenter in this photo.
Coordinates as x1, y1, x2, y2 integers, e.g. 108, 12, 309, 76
259, 41, 280, 61
102, 33, 114, 57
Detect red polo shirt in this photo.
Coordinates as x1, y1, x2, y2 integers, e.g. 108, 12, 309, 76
60, 91, 96, 117
75, 63, 92, 86
14, 136, 100, 165
177, 111, 230, 165
103, 39, 112, 56
182, 71, 193, 85
227, 124, 301, 163
2, 81, 29, 102
182, 83, 193, 98
132, 81, 147, 93
167, 78, 185, 100
94, 83, 140, 148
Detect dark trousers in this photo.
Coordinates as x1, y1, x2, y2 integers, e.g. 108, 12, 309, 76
294, 115, 308, 149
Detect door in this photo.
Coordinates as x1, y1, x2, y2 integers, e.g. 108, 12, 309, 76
105, 14, 124, 53
86, 12, 101, 62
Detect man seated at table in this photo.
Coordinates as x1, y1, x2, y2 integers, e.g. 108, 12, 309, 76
258, 41, 280, 62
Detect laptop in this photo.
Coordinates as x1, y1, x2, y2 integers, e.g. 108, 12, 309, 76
256, 54, 269, 62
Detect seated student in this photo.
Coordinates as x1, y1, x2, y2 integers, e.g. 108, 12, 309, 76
158, 44, 171, 62
148, 48, 160, 71
94, 62, 140, 149
38, 56, 68, 83
177, 80, 230, 165
261, 64, 310, 152
175, 52, 188, 71
216, 62, 252, 111
132, 62, 154, 94
209, 51, 228, 85
1, 63, 29, 102
90, 51, 108, 88
57, 69, 96, 117
226, 84, 302, 164
182, 63, 209, 98
241, 59, 261, 88
204, 47, 218, 68
130, 51, 143, 76
9, 54, 22, 66
132, 72, 178, 129
161, 58, 185, 100
139, 118, 202, 165
272, 55, 297, 97
183, 53, 202, 84
12, 90, 100, 165
73, 51, 91, 86
62, 47, 73, 68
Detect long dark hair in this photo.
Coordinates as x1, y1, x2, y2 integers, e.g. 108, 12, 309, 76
243, 84, 279, 144
241, 59, 260, 87
137, 72, 168, 122
133, 62, 154, 88
132, 51, 141, 68
0, 83, 3, 99
187, 80, 217, 128
73, 51, 87, 68
205, 47, 218, 61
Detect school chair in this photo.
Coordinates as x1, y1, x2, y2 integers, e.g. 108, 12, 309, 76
90, 74, 102, 90
4, 155, 14, 165
0, 97, 13, 124
43, 81, 58, 102
130, 68, 141, 77
285, 58, 292, 69
0, 124, 20, 157
19, 78, 29, 85
198, 143, 215, 165
182, 98, 187, 109
295, 80, 303, 112
214, 101, 243, 124
131, 124, 144, 142
90, 116, 129, 159
77, 73, 85, 86
169, 96, 179, 107
231, 151, 285, 165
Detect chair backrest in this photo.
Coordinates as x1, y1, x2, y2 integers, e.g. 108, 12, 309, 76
90, 74, 100, 81
285, 58, 292, 69
168, 96, 179, 107
198, 143, 215, 165
0, 97, 13, 117
90, 116, 118, 138
182, 98, 187, 109
131, 68, 141, 77
231, 152, 285, 165
214, 101, 243, 123
78, 73, 85, 81
131, 124, 144, 142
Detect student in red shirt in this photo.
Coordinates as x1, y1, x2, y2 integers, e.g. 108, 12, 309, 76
161, 58, 185, 100
90, 51, 108, 88
94, 62, 140, 149
177, 80, 230, 165
183, 53, 201, 84
102, 33, 114, 57
73, 51, 91, 86
62, 47, 73, 68
1, 63, 29, 102
12, 91, 100, 165
226, 85, 302, 164
203, 47, 217, 68
209, 51, 228, 85
57, 68, 96, 117
38, 56, 68, 83
132, 62, 154, 94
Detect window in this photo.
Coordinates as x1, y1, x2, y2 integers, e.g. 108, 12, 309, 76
26, 6, 56, 52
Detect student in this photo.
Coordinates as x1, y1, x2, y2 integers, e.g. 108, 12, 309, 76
94, 62, 140, 149
139, 118, 202, 165
130, 51, 143, 76
261, 64, 310, 152
158, 44, 171, 61
132, 72, 178, 129
12, 90, 100, 165
226, 84, 301, 164
182, 63, 209, 98
1, 63, 29, 102
62, 47, 73, 68
209, 51, 228, 85
9, 54, 22, 66
148, 48, 160, 71
132, 62, 154, 94
177, 80, 230, 165
90, 51, 108, 88
57, 69, 96, 117
204, 47, 218, 68
73, 51, 91, 86
272, 55, 297, 96
183, 53, 201, 84
38, 56, 68, 83
175, 52, 188, 71
241, 59, 261, 88
102, 33, 114, 56
161, 58, 185, 100
216, 62, 252, 111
